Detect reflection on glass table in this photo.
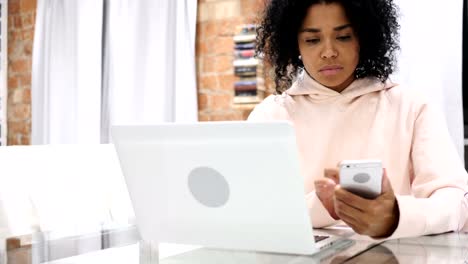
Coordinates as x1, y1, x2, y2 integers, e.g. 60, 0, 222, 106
4, 224, 139, 264
383, 232, 468, 263
35, 238, 378, 264
4, 227, 468, 264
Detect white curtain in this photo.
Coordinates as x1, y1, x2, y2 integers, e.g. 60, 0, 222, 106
31, 0, 103, 144
101, 0, 198, 143
32, 0, 198, 144
392, 0, 464, 158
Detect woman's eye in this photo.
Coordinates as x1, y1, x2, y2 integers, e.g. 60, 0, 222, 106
337, 35, 351, 41
306, 39, 320, 44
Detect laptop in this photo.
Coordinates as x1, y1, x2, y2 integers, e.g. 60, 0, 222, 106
111, 121, 351, 255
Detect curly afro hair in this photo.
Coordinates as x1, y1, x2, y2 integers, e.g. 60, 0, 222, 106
256, 0, 400, 93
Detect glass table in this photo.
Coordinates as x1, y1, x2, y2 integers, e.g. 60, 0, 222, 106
3, 225, 468, 264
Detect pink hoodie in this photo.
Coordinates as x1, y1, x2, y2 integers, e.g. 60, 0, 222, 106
248, 72, 468, 238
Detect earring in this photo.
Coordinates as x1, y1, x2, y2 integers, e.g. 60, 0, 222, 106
298, 55, 302, 61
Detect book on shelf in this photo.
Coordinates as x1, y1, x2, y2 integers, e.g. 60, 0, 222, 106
233, 34, 256, 43
234, 66, 257, 76
234, 62, 263, 75
233, 76, 266, 103
235, 24, 258, 35
234, 79, 265, 91
234, 49, 255, 59
234, 42, 256, 50
233, 58, 259, 67
232, 24, 266, 105
235, 89, 257, 96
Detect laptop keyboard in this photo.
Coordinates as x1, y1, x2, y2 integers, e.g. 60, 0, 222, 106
314, 235, 330, 243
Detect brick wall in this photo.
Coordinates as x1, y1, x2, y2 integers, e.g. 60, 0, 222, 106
196, 0, 270, 121
7, 0, 36, 145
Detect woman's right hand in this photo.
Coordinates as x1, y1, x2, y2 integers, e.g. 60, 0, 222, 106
314, 168, 340, 220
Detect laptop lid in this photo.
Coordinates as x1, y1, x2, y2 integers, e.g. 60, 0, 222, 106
111, 121, 319, 255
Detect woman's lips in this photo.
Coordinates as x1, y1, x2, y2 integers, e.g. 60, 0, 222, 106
319, 66, 343, 76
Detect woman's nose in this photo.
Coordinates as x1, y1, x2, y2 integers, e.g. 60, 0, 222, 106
321, 41, 338, 59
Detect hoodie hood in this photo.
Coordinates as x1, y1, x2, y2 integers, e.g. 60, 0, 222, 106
286, 70, 398, 101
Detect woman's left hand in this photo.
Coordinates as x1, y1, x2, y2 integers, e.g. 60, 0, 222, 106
334, 169, 400, 238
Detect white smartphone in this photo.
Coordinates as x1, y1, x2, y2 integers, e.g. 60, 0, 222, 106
339, 160, 383, 199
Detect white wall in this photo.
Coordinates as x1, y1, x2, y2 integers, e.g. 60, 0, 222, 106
392, 0, 464, 158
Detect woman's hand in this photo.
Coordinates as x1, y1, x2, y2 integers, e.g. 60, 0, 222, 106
314, 169, 341, 220
334, 169, 400, 238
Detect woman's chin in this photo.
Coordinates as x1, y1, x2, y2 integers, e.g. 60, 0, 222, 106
318, 79, 349, 91
314, 74, 355, 92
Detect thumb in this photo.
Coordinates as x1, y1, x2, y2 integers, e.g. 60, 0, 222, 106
324, 168, 340, 184
381, 168, 393, 194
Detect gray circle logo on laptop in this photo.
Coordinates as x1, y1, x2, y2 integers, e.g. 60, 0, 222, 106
188, 167, 230, 208
353, 173, 371, 183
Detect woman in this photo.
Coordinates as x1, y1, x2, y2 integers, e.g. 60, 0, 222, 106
249, 0, 468, 238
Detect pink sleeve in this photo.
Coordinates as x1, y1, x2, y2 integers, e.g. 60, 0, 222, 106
389, 102, 468, 238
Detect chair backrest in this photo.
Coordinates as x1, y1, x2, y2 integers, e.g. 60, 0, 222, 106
0, 144, 133, 238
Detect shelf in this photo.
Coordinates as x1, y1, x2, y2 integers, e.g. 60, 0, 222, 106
233, 103, 258, 110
